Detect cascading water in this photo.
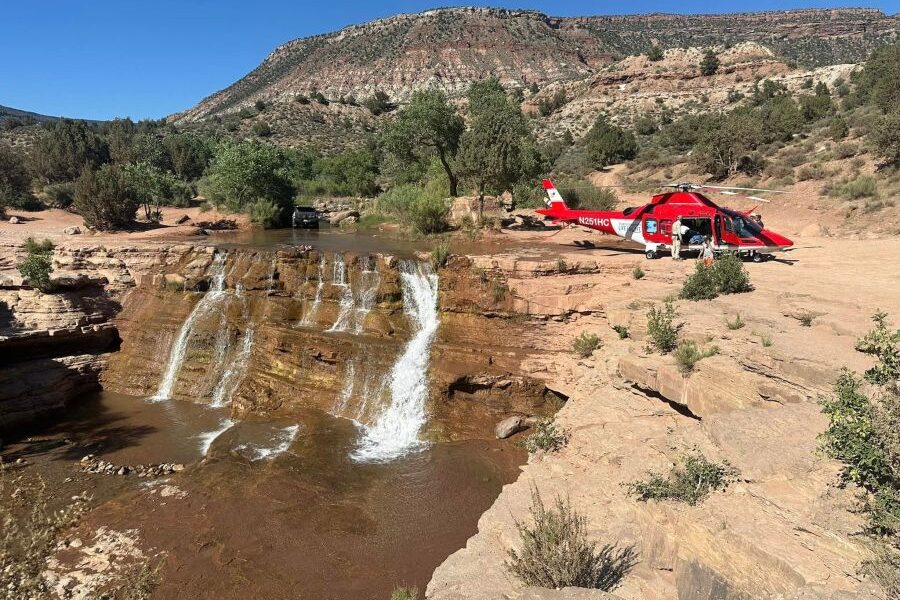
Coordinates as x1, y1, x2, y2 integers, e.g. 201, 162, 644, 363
151, 253, 228, 402
210, 328, 255, 408
327, 254, 355, 332
352, 257, 381, 334
334, 359, 356, 415
299, 256, 326, 326
353, 261, 439, 462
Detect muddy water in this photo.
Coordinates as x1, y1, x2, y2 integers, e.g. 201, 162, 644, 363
58, 392, 523, 600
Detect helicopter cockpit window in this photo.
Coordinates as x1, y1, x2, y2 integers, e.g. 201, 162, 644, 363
645, 219, 658, 234
623, 207, 638, 216
723, 217, 734, 233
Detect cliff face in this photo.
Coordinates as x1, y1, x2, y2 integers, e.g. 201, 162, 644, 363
175, 7, 898, 123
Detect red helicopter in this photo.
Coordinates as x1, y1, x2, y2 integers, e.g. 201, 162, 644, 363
535, 179, 794, 261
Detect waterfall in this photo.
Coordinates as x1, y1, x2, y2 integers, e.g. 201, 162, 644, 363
299, 255, 326, 326
353, 257, 381, 334
151, 253, 228, 402
210, 328, 254, 408
334, 359, 356, 414
353, 261, 439, 462
328, 254, 354, 332
266, 256, 277, 292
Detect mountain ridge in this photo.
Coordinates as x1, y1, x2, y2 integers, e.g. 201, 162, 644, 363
174, 6, 898, 124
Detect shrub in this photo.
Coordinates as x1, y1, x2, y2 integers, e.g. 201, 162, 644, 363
632, 265, 645, 280
555, 179, 617, 210
760, 333, 773, 347
42, 182, 75, 208
583, 116, 638, 167
573, 332, 600, 358
430, 240, 451, 268
872, 111, 900, 166
364, 90, 392, 115
506, 489, 635, 590
840, 176, 879, 200
713, 253, 752, 294
74, 165, 140, 230
699, 49, 720, 76
647, 45, 664, 61
798, 312, 816, 327
647, 299, 679, 353
520, 418, 570, 453
17, 237, 54, 291
680, 263, 719, 300
796, 163, 826, 181
673, 340, 719, 372
627, 452, 737, 505
613, 325, 630, 339
248, 198, 281, 228
201, 141, 294, 218
408, 194, 449, 234
252, 121, 272, 137
828, 116, 850, 141
29, 118, 109, 183
726, 313, 745, 330
854, 311, 900, 387
390, 587, 419, 600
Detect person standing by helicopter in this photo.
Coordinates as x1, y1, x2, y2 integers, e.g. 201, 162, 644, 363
671, 217, 687, 260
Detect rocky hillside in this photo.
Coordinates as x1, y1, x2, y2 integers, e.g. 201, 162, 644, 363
175, 7, 898, 126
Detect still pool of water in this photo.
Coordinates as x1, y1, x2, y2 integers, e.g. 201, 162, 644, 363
49, 392, 524, 599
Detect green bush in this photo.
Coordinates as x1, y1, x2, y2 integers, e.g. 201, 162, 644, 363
42, 182, 75, 209
647, 45, 664, 61
632, 265, 645, 280
572, 331, 600, 358
798, 311, 816, 327
613, 325, 630, 339
390, 587, 419, 600
74, 164, 140, 230
17, 238, 54, 292
408, 194, 449, 234
506, 489, 634, 590
699, 49, 720, 76
583, 116, 638, 167
673, 340, 719, 372
556, 179, 617, 210
681, 254, 752, 300
627, 452, 737, 505
0, 144, 37, 212
839, 175, 879, 200
855, 311, 900, 387
520, 418, 570, 453
430, 240, 451, 268
872, 111, 900, 167
680, 263, 718, 300
248, 198, 282, 228
252, 121, 272, 137
647, 299, 679, 353
726, 313, 745, 330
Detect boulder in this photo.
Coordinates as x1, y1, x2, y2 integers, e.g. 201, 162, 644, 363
8, 216, 20, 224
63, 226, 81, 235
175, 214, 191, 225
330, 210, 360, 225
495, 415, 528, 439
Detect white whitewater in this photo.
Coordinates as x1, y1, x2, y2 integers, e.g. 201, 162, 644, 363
151, 253, 228, 402
352, 257, 381, 334
328, 254, 354, 332
234, 425, 300, 461
299, 255, 326, 326
197, 418, 235, 455
353, 261, 439, 462
334, 359, 356, 414
210, 328, 255, 408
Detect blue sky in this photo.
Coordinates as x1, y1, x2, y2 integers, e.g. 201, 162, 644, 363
2, 1, 897, 121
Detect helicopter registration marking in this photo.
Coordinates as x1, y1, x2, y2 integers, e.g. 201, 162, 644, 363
578, 217, 611, 227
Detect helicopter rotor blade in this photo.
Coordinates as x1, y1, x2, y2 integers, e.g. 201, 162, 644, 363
701, 184, 786, 194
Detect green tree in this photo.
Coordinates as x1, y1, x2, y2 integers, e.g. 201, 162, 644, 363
130, 133, 172, 172
872, 111, 900, 167
699, 49, 720, 76
363, 90, 391, 115
30, 119, 109, 183
695, 110, 765, 178
457, 79, 538, 219
73, 164, 140, 230
163, 133, 212, 180
201, 141, 294, 217
252, 121, 272, 137
102, 117, 137, 164
852, 43, 900, 113
760, 95, 803, 141
316, 148, 379, 197
380, 89, 464, 196
583, 116, 638, 167
0, 144, 35, 213
122, 162, 185, 221
647, 45, 664, 61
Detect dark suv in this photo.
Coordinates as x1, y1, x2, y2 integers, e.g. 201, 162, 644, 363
292, 206, 320, 229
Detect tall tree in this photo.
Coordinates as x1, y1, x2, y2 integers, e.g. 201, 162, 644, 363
457, 79, 538, 220
380, 89, 464, 196
30, 119, 109, 183
583, 116, 638, 167
700, 49, 720, 76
